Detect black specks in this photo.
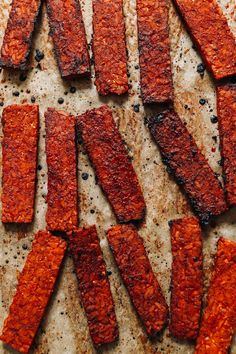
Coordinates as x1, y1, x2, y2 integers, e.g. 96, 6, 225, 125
81, 172, 89, 180
22, 244, 28, 250
19, 72, 27, 81
199, 98, 206, 105
90, 209, 95, 214
13, 90, 20, 97
0, 102, 4, 107
31, 96, 36, 103
152, 113, 164, 125
134, 64, 139, 70
58, 97, 64, 104
218, 158, 223, 166
38, 164, 42, 171
197, 63, 206, 77
35, 49, 44, 62
133, 104, 140, 113
107, 270, 112, 276
210, 115, 218, 124
70, 86, 76, 93
212, 135, 217, 143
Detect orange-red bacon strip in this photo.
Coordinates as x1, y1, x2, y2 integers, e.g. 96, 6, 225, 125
92, 0, 128, 95
0, 231, 67, 354
46, 0, 90, 79
172, 0, 236, 80
77, 105, 145, 223
2, 105, 39, 223
169, 216, 203, 340
148, 109, 227, 224
45, 108, 78, 232
107, 224, 168, 337
217, 84, 236, 207
68, 226, 118, 347
0, 0, 42, 70
136, 0, 173, 104
195, 237, 236, 354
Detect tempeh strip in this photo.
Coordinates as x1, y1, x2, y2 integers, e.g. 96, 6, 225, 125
68, 226, 118, 347
148, 109, 227, 223
2, 104, 39, 223
107, 224, 168, 337
169, 216, 203, 340
77, 105, 146, 223
45, 108, 78, 232
195, 237, 236, 354
0, 231, 67, 354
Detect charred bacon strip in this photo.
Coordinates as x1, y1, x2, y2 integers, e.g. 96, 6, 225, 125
136, 0, 173, 104
46, 0, 90, 79
195, 237, 236, 354
77, 105, 146, 222
148, 109, 227, 223
0, 231, 67, 354
0, 0, 42, 70
217, 84, 236, 207
45, 108, 78, 232
107, 224, 168, 337
169, 217, 203, 340
68, 226, 118, 347
172, 0, 236, 80
92, 0, 128, 95
2, 105, 39, 223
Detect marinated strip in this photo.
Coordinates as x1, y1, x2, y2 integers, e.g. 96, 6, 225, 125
136, 0, 173, 104
45, 108, 78, 232
107, 224, 168, 337
169, 217, 203, 340
195, 237, 236, 354
92, 0, 128, 95
148, 110, 227, 223
77, 105, 146, 223
0, 0, 42, 70
172, 0, 236, 80
46, 0, 90, 79
68, 226, 118, 347
2, 105, 39, 223
0, 231, 67, 354
217, 84, 236, 207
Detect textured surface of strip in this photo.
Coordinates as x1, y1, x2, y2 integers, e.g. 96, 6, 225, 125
217, 84, 236, 207
45, 108, 78, 231
77, 105, 146, 222
169, 216, 203, 340
0, 231, 67, 354
195, 237, 236, 354
136, 0, 173, 103
172, 0, 236, 80
68, 226, 118, 347
107, 224, 168, 337
92, 0, 128, 95
2, 104, 39, 223
46, 0, 90, 79
0, 0, 42, 70
148, 110, 227, 223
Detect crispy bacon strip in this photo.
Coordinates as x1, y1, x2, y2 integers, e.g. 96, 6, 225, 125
77, 105, 146, 223
172, 0, 236, 80
148, 109, 227, 223
195, 237, 236, 354
45, 108, 78, 232
1, 105, 39, 223
0, 231, 67, 354
92, 0, 128, 95
46, 0, 90, 79
217, 84, 236, 207
0, 0, 42, 70
68, 226, 118, 347
169, 216, 203, 340
107, 224, 168, 337
136, 0, 173, 104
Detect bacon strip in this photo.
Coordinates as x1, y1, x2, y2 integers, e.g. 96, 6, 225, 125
77, 105, 146, 222
1, 105, 39, 223
46, 0, 90, 79
45, 108, 78, 232
148, 109, 227, 224
217, 84, 236, 207
136, 0, 173, 104
172, 0, 236, 80
107, 224, 168, 337
92, 0, 128, 95
0, 231, 67, 354
0, 0, 42, 70
169, 216, 203, 340
195, 237, 236, 354
68, 225, 118, 347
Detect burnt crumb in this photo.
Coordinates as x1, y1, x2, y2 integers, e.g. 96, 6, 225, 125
70, 86, 76, 93
64, 91, 68, 95
134, 64, 139, 69
19, 72, 27, 81
197, 63, 206, 77
133, 104, 140, 113
12, 90, 20, 97
107, 270, 112, 276
210, 115, 218, 124
81, 172, 89, 180
212, 135, 217, 143
0, 102, 4, 107
22, 244, 28, 250
199, 98, 206, 105
58, 97, 64, 104
90, 209, 95, 214
37, 164, 42, 171
31, 96, 36, 103
35, 49, 44, 62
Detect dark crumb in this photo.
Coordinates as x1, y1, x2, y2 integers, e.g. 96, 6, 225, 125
37, 164, 42, 171
90, 209, 95, 214
58, 97, 64, 104
197, 63, 206, 76
133, 104, 140, 113
107, 270, 112, 276
19, 73, 27, 81
210, 115, 218, 124
0, 102, 4, 107
12, 90, 20, 97
199, 98, 206, 105
31, 96, 36, 103
35, 49, 44, 62
81, 172, 89, 180
70, 86, 76, 93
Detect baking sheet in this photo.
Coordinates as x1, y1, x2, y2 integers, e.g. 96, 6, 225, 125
0, 0, 236, 353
